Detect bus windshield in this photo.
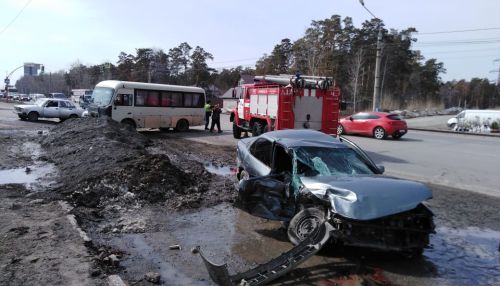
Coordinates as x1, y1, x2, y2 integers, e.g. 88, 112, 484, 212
91, 87, 114, 106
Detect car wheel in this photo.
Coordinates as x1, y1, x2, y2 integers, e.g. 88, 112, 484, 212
27, 112, 39, 122
69, 114, 78, 119
373, 126, 386, 140
233, 123, 242, 139
337, 124, 345, 135
287, 207, 326, 246
252, 121, 265, 137
121, 119, 136, 129
449, 123, 456, 130
175, 119, 189, 132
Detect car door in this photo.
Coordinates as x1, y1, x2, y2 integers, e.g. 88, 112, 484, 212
43, 100, 60, 118
58, 101, 76, 118
243, 138, 273, 177
238, 143, 295, 221
349, 113, 367, 133
362, 113, 381, 135
112, 89, 134, 123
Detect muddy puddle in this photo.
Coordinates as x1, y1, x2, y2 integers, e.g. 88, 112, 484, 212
92, 203, 500, 286
424, 226, 500, 285
0, 142, 57, 190
0, 165, 53, 185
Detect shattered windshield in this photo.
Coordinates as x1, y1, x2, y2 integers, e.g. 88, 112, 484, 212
294, 147, 374, 177
91, 87, 114, 107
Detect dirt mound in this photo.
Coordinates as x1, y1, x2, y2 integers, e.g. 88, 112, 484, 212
40, 117, 234, 211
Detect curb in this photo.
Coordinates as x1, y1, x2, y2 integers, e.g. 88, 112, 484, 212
409, 127, 500, 138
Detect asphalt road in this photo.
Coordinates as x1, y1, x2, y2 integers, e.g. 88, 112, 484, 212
343, 131, 500, 197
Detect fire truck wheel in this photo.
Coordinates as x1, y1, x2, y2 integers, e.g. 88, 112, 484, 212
232, 123, 242, 139
252, 121, 265, 136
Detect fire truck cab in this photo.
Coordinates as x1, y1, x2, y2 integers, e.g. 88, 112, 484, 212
230, 75, 342, 139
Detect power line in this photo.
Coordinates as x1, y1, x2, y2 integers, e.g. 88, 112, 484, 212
411, 38, 500, 47
0, 0, 33, 36
417, 27, 500, 35
424, 47, 500, 55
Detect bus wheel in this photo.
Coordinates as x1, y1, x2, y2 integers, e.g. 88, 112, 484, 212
121, 119, 136, 129
175, 119, 189, 132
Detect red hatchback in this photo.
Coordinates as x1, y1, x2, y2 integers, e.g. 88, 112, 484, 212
338, 112, 407, 139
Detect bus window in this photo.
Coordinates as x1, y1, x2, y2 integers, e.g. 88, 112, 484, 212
192, 93, 204, 107
170, 92, 182, 107
135, 90, 147, 106
160, 92, 171, 107
183, 93, 193, 107
115, 94, 132, 106
146, 91, 160, 106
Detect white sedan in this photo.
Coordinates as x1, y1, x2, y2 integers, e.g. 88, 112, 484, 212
14, 98, 85, 122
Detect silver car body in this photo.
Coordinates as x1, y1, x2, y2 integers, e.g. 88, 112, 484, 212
14, 98, 84, 120
237, 129, 432, 221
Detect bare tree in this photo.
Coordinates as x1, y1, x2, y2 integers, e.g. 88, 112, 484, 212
348, 48, 365, 112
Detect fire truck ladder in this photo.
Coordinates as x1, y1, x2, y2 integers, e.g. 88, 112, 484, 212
321, 88, 340, 135
276, 91, 294, 130
197, 222, 334, 286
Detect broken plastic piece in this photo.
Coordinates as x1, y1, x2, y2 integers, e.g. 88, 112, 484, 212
197, 222, 334, 286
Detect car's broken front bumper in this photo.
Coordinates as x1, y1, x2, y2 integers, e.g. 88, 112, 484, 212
330, 204, 435, 252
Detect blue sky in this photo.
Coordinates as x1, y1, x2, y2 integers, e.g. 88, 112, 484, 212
1, 0, 500, 85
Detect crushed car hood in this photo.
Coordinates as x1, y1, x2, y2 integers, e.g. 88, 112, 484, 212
300, 175, 432, 220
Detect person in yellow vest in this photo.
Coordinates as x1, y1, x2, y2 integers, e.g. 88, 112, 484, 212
204, 100, 212, 130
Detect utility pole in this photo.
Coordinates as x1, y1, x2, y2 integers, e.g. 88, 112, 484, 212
359, 0, 383, 111
490, 59, 500, 85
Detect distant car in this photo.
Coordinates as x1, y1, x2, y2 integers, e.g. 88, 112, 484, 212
338, 112, 407, 139
30, 93, 46, 102
14, 98, 85, 122
19, 94, 31, 101
47, 92, 67, 99
236, 130, 434, 254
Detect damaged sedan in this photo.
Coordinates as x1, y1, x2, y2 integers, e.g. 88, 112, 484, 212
236, 129, 434, 254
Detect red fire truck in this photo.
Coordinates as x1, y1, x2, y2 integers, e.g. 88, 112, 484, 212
229, 75, 343, 138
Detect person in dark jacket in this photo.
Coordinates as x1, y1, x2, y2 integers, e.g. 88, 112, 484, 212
210, 104, 222, 133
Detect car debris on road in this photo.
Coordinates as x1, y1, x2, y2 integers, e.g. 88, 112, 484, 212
197, 129, 435, 285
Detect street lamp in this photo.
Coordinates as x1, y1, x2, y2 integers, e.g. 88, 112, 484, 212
359, 0, 383, 111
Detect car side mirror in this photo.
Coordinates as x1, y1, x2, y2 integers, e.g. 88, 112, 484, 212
349, 116, 353, 121
377, 165, 385, 174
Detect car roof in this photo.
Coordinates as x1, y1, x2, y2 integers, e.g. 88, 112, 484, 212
39, 98, 71, 102
260, 129, 346, 148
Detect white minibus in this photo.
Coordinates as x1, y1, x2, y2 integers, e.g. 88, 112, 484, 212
88, 81, 206, 131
